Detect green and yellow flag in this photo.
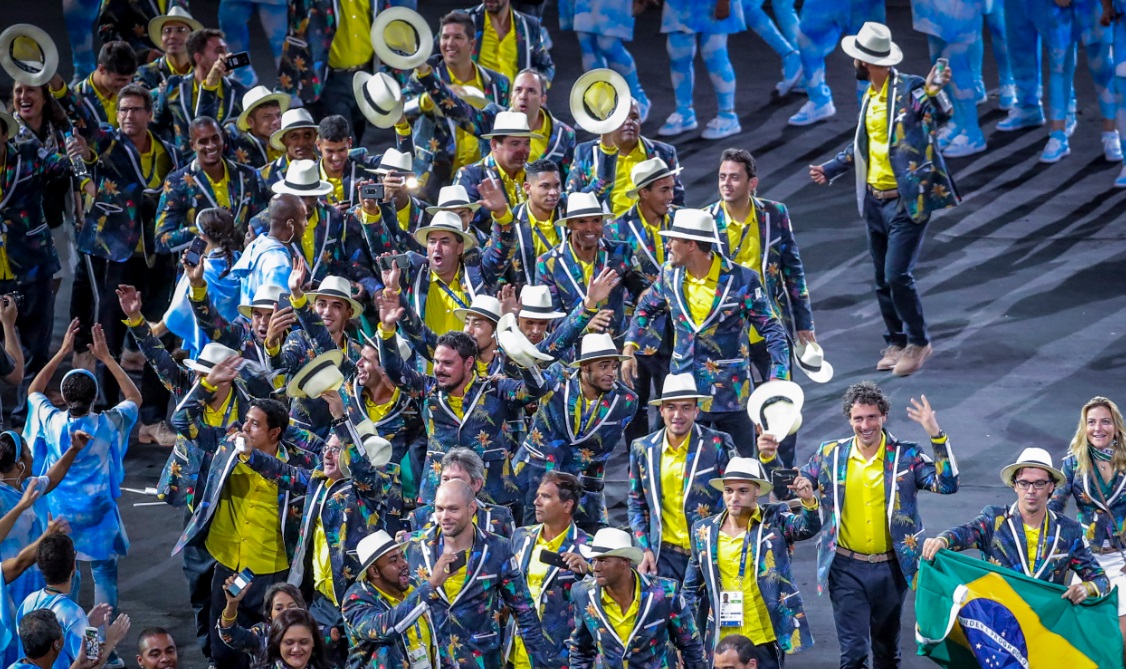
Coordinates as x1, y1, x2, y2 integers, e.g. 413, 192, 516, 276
915, 549, 1122, 668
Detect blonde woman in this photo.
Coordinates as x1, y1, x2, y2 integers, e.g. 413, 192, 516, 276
1050, 396, 1126, 660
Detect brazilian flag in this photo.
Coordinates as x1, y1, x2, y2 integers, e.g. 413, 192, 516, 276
915, 549, 1122, 668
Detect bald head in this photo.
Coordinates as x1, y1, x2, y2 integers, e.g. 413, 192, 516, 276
268, 193, 306, 240
437, 478, 475, 505
434, 478, 477, 538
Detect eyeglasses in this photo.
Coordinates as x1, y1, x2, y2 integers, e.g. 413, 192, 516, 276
162, 26, 191, 36
324, 444, 342, 455
118, 106, 148, 116
1014, 479, 1051, 490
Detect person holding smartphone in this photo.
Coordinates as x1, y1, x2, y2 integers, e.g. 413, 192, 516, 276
152, 30, 242, 155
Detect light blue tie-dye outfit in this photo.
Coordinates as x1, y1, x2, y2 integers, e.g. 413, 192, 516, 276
971, 0, 1015, 99
559, 0, 649, 106
913, 0, 986, 143
1111, 0, 1126, 148
797, 0, 887, 107
64, 0, 102, 81
23, 396, 137, 616
218, 0, 289, 88
662, 0, 744, 116
15, 590, 90, 669
163, 251, 242, 359
1033, 0, 1115, 123
0, 478, 48, 668
1003, 0, 1045, 113
742, 0, 797, 58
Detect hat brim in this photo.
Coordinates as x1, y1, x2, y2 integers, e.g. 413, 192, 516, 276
414, 224, 477, 251
237, 92, 291, 133
357, 539, 408, 581
558, 209, 614, 224
517, 308, 566, 320
304, 290, 364, 318
841, 36, 903, 67
238, 301, 276, 319
581, 545, 644, 565
570, 68, 633, 135
148, 14, 204, 50
424, 202, 482, 215
658, 229, 717, 244
286, 349, 346, 399
182, 359, 214, 375
708, 475, 773, 496
746, 380, 805, 438
648, 393, 710, 407
269, 122, 319, 152
453, 307, 500, 324
626, 166, 685, 200
370, 7, 434, 71
1000, 463, 1065, 488
481, 128, 546, 140
0, 25, 59, 87
271, 179, 334, 197
354, 71, 405, 129
796, 359, 834, 384
569, 353, 632, 368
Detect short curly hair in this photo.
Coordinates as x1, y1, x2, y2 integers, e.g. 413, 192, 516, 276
841, 381, 890, 418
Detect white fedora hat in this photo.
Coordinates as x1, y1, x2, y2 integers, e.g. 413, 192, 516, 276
286, 350, 345, 399
414, 210, 478, 250
237, 284, 287, 319
626, 157, 683, 199
558, 192, 613, 224
709, 457, 773, 495
454, 295, 502, 324
271, 158, 333, 198
569, 68, 632, 135
337, 418, 393, 479
370, 148, 413, 175
269, 108, 318, 151
746, 380, 805, 440
354, 71, 404, 129
496, 313, 552, 368
183, 342, 241, 375
1000, 447, 1065, 487
482, 111, 544, 139
0, 112, 17, 140
0, 25, 59, 87
570, 333, 630, 368
356, 530, 406, 580
358, 330, 414, 362
147, 7, 204, 49
448, 84, 490, 110
794, 341, 834, 384
424, 185, 481, 215
518, 285, 565, 320
841, 22, 903, 67
370, 7, 433, 71
237, 85, 290, 132
306, 276, 364, 316
649, 373, 710, 407
580, 527, 643, 565
660, 209, 720, 244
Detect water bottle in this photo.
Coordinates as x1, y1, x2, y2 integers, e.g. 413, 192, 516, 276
64, 131, 88, 178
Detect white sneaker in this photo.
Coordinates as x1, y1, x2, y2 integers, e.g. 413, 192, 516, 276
1115, 164, 1126, 188
1039, 131, 1070, 164
788, 100, 836, 126
942, 131, 987, 158
1102, 131, 1123, 162
658, 111, 698, 137
701, 115, 742, 140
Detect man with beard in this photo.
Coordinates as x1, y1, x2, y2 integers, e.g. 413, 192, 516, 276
508, 159, 565, 289
454, 111, 541, 231
258, 109, 320, 187
315, 116, 381, 213
154, 29, 244, 154
461, 0, 555, 83
515, 333, 639, 530
567, 99, 683, 218
809, 22, 955, 377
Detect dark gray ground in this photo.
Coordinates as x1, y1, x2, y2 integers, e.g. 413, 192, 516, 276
5, 0, 1125, 665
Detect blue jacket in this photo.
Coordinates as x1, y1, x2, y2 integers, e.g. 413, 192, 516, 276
603, 204, 677, 357
463, 4, 555, 81
506, 200, 566, 287
341, 578, 454, 669
0, 140, 67, 282
155, 157, 270, 253
407, 499, 515, 538
566, 137, 684, 211
153, 75, 244, 156
221, 122, 280, 169
1050, 454, 1126, 553
534, 238, 637, 340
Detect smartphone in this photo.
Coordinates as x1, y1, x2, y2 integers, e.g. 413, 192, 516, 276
184, 236, 208, 267
538, 550, 570, 569
225, 52, 251, 70
83, 627, 100, 661
935, 57, 948, 74
445, 551, 468, 574
226, 568, 254, 597
770, 468, 799, 501
378, 253, 411, 272
360, 183, 385, 200
276, 293, 292, 312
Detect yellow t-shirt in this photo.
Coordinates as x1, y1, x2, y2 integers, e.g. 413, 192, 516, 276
441, 550, 470, 602
312, 509, 338, 605
610, 142, 648, 218
205, 461, 289, 574
206, 162, 231, 210
373, 583, 433, 661
396, 202, 412, 232
659, 432, 690, 549
365, 388, 401, 424
722, 202, 761, 277
477, 8, 519, 82
302, 208, 319, 265
600, 575, 641, 645
529, 109, 553, 163
527, 207, 560, 258
838, 433, 891, 555
1025, 523, 1041, 573
328, 0, 374, 70
139, 132, 173, 189
88, 75, 118, 128
202, 387, 237, 428
865, 78, 897, 191
424, 270, 467, 338
716, 509, 776, 645
639, 210, 666, 266
511, 529, 569, 669
448, 66, 486, 173
685, 253, 721, 326
320, 162, 346, 205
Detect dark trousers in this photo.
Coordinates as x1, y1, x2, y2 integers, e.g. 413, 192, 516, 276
863, 192, 930, 348
210, 562, 287, 669
657, 546, 689, 583
71, 253, 173, 423
4, 273, 56, 425
827, 554, 909, 669
313, 69, 367, 144
699, 409, 757, 457
182, 540, 218, 660
624, 353, 671, 447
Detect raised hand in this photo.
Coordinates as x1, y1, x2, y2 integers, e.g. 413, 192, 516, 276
60, 318, 81, 356
16, 483, 41, 512
264, 307, 297, 349
205, 355, 243, 387
69, 430, 92, 452
477, 177, 508, 214
585, 309, 614, 334
289, 257, 309, 298
379, 253, 402, 291
87, 603, 112, 628
88, 324, 113, 363
0, 294, 19, 327
45, 513, 70, 536
756, 427, 779, 461
585, 268, 621, 309
182, 250, 207, 287
376, 287, 405, 331
116, 285, 143, 320
906, 395, 942, 438
498, 284, 519, 316
320, 388, 345, 419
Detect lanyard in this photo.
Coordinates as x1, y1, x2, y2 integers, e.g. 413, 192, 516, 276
725, 204, 757, 261
434, 276, 469, 310
531, 220, 557, 252
733, 518, 764, 587
572, 392, 603, 436
1007, 513, 1050, 578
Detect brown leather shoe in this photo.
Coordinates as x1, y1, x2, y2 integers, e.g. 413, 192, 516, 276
893, 343, 933, 377
876, 345, 904, 371
121, 350, 147, 372
138, 421, 177, 447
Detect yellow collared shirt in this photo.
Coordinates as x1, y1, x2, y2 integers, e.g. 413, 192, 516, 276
205, 460, 289, 574
202, 387, 237, 428
88, 75, 118, 127
365, 387, 401, 424
449, 66, 486, 173
639, 210, 667, 266
497, 166, 527, 209
165, 55, 191, 77
445, 375, 476, 420
1025, 523, 1041, 573
865, 78, 897, 191
320, 162, 346, 205
716, 508, 776, 645
659, 432, 691, 550
206, 161, 232, 210
527, 207, 560, 258
529, 109, 553, 163
424, 269, 467, 339
478, 8, 519, 82
396, 202, 412, 232
311, 480, 342, 605
373, 583, 433, 662
610, 142, 648, 218
685, 253, 722, 326
722, 202, 761, 277
328, 0, 374, 70
442, 551, 469, 602
568, 244, 596, 287
139, 131, 173, 189
600, 574, 641, 645
301, 208, 319, 266
572, 392, 602, 436
512, 528, 569, 669
839, 433, 891, 555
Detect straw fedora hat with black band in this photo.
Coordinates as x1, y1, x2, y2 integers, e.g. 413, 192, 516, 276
269, 108, 319, 151
794, 341, 834, 384
183, 342, 241, 375
414, 210, 477, 250
0, 24, 59, 87
518, 285, 566, 320
999, 447, 1065, 488
569, 333, 631, 368
746, 380, 805, 440
626, 158, 684, 199
648, 373, 711, 407
306, 276, 364, 316
369, 7, 433, 71
354, 71, 404, 129
271, 159, 333, 198
337, 419, 393, 479
237, 85, 290, 133
238, 284, 287, 319
580, 528, 643, 565
370, 148, 413, 176
286, 350, 345, 399
355, 530, 406, 581
841, 22, 903, 67
709, 457, 773, 495
482, 111, 544, 140
357, 329, 414, 362
570, 68, 632, 135
660, 209, 720, 244
424, 185, 482, 215
557, 192, 613, 224
454, 295, 502, 325
496, 313, 552, 368
148, 7, 203, 50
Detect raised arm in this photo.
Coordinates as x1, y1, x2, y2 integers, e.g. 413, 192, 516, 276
29, 318, 79, 397
89, 324, 142, 406
120, 285, 191, 396
0, 294, 24, 385
906, 396, 959, 495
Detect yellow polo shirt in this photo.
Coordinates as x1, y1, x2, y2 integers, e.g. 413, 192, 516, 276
512, 529, 569, 669
568, 244, 596, 288
527, 207, 559, 258
205, 460, 289, 574
716, 508, 775, 645
865, 78, 897, 191
478, 8, 519, 82
639, 211, 666, 266
600, 575, 640, 645
448, 66, 486, 173
441, 550, 470, 602
659, 432, 690, 550
424, 269, 467, 338
320, 162, 346, 204
396, 203, 412, 232
609, 142, 647, 218
202, 387, 237, 427
722, 202, 761, 277
205, 162, 231, 210
838, 434, 891, 555
373, 583, 433, 662
529, 109, 553, 163
685, 253, 721, 326
445, 375, 475, 420
365, 388, 401, 423
311, 480, 342, 605
139, 132, 173, 189
328, 0, 374, 70
88, 75, 118, 127
1025, 523, 1041, 573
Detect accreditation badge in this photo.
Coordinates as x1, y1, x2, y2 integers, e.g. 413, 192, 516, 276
719, 590, 744, 627
408, 645, 429, 669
